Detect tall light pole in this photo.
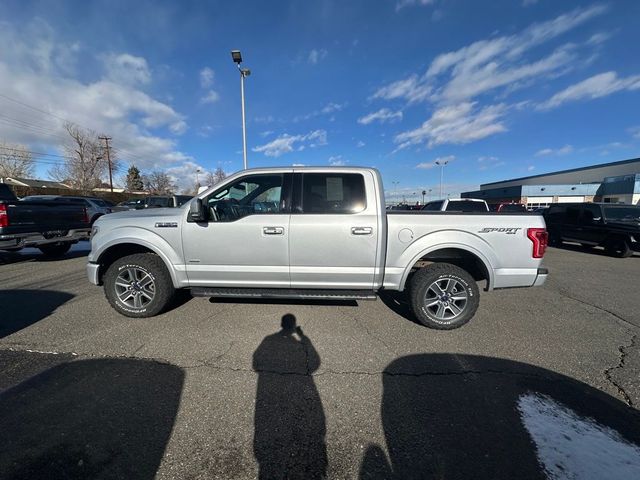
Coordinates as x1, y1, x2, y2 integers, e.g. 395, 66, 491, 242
231, 50, 251, 170
435, 159, 449, 199
392, 181, 400, 204
195, 168, 201, 186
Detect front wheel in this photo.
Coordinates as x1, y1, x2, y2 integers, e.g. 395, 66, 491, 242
38, 242, 72, 257
104, 253, 175, 318
409, 263, 480, 330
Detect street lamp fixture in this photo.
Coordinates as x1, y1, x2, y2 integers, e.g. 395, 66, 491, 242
435, 159, 449, 199
231, 50, 250, 170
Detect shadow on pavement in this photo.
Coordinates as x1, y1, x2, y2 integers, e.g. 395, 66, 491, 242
360, 353, 640, 480
0, 248, 89, 266
0, 355, 184, 480
0, 290, 74, 338
378, 290, 420, 325
253, 314, 327, 479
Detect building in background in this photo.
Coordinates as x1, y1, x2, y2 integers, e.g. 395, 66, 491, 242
462, 157, 640, 209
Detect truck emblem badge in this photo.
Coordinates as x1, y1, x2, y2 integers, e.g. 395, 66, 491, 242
478, 227, 521, 235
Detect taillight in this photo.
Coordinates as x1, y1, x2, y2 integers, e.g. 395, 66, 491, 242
83, 207, 89, 224
527, 227, 548, 258
0, 204, 8, 227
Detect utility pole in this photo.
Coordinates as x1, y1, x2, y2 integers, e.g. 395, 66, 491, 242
99, 136, 113, 192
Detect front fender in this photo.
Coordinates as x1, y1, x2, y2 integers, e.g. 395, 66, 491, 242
90, 226, 186, 288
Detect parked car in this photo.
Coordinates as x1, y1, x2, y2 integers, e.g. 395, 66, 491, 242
495, 202, 527, 213
0, 184, 91, 257
112, 195, 192, 212
22, 195, 112, 224
544, 202, 640, 257
421, 198, 489, 212
87, 167, 548, 329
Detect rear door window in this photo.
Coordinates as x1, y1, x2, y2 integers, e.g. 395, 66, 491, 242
422, 201, 443, 211
300, 173, 366, 214
446, 201, 487, 212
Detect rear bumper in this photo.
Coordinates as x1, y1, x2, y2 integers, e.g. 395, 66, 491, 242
533, 267, 548, 286
87, 262, 100, 285
0, 228, 90, 250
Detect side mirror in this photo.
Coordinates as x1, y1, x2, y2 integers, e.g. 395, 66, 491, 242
188, 198, 207, 222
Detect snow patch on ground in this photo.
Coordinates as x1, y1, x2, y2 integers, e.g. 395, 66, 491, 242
518, 393, 640, 480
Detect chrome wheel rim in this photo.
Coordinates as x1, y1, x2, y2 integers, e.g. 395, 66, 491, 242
115, 267, 155, 309
424, 277, 468, 321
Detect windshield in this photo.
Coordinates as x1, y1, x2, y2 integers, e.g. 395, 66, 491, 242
604, 206, 640, 221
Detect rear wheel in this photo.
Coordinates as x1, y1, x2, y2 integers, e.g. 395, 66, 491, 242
409, 263, 480, 330
38, 242, 72, 257
605, 237, 632, 258
104, 253, 175, 317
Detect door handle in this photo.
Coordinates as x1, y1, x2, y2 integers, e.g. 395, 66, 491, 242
263, 226, 284, 235
351, 226, 373, 235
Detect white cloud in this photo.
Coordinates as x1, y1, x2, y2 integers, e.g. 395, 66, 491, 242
199, 90, 220, 104
477, 156, 506, 170
372, 74, 432, 104
538, 72, 640, 110
394, 102, 507, 149
528, 165, 536, 171
199, 67, 214, 88
358, 108, 403, 125
376, 5, 607, 148
164, 160, 208, 193
396, 0, 434, 12
357, 140, 365, 148
522, 0, 538, 6
329, 155, 346, 166
104, 53, 151, 85
294, 102, 345, 122
307, 49, 328, 65
0, 19, 191, 175
535, 144, 574, 156
416, 155, 454, 169
628, 126, 640, 139
252, 130, 328, 157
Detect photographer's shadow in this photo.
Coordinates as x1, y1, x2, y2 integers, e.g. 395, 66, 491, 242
253, 314, 327, 479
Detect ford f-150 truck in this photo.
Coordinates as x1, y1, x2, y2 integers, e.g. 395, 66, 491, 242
87, 167, 548, 329
0, 184, 91, 257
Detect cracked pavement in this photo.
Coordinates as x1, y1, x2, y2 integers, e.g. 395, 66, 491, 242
1, 243, 639, 479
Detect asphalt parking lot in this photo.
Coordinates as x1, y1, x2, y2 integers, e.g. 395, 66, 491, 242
1, 242, 639, 479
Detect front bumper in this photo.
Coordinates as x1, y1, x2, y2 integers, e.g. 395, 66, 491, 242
533, 267, 548, 286
87, 262, 100, 285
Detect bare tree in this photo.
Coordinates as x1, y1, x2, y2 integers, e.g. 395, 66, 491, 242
49, 123, 118, 193
0, 142, 34, 178
205, 167, 226, 187
144, 171, 175, 195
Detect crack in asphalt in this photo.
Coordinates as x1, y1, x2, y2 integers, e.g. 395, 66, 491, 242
555, 288, 639, 330
182, 342, 235, 369
353, 315, 395, 354
603, 333, 638, 408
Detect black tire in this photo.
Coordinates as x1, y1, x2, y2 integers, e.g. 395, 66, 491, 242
409, 263, 480, 330
104, 253, 175, 318
605, 237, 632, 258
38, 242, 72, 257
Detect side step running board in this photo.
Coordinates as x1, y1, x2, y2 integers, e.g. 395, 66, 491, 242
190, 287, 377, 301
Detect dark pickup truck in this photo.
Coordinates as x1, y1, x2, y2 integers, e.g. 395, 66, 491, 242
544, 202, 640, 257
112, 195, 193, 212
0, 183, 91, 257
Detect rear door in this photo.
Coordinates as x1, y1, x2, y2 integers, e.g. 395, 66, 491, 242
288, 171, 378, 289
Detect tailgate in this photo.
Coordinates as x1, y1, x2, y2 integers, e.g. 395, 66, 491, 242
2, 201, 89, 234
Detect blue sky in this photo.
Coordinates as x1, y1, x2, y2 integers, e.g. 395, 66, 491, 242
1, 0, 639, 198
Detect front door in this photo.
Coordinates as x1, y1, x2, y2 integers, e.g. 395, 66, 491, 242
288, 172, 379, 289
182, 172, 292, 288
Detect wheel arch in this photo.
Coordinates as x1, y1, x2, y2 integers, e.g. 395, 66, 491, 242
399, 245, 494, 292
96, 240, 179, 287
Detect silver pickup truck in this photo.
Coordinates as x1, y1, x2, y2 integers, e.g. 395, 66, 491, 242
87, 167, 548, 329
